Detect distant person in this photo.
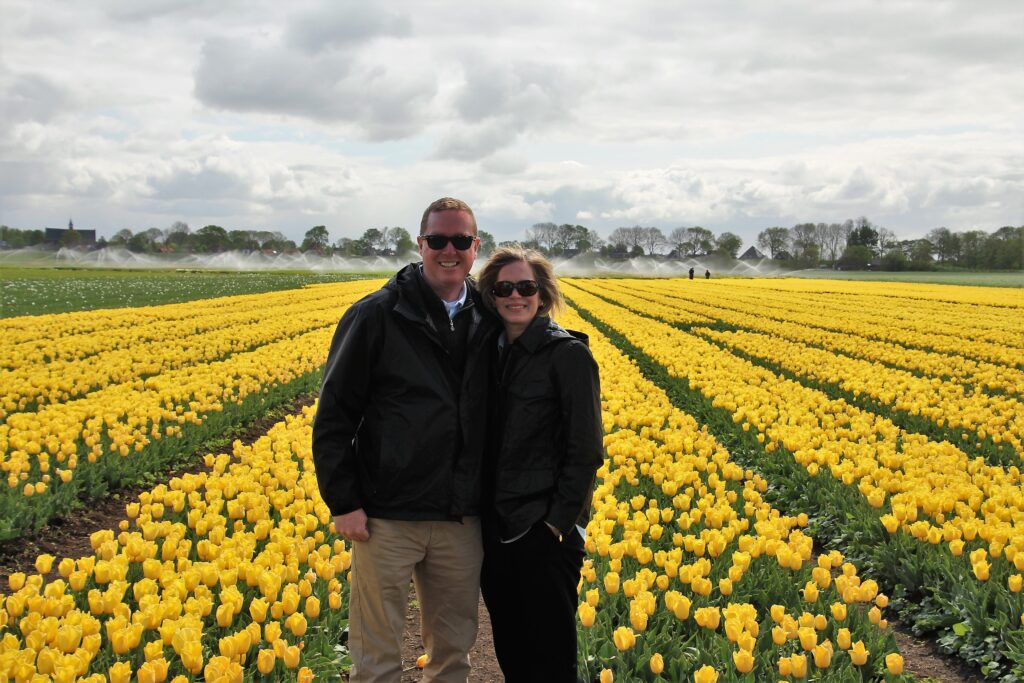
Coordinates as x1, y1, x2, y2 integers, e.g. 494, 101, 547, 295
476, 247, 603, 682
705, 269, 711, 279
313, 197, 498, 682
688, 267, 695, 280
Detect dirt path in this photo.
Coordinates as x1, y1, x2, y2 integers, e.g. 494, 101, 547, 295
400, 587, 502, 682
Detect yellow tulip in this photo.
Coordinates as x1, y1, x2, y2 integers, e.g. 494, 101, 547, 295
8, 572, 25, 591
848, 640, 869, 666
305, 595, 321, 619
283, 644, 301, 668
108, 661, 132, 683
250, 597, 268, 622
577, 602, 596, 628
791, 653, 808, 678
693, 665, 719, 683
797, 626, 817, 651
885, 652, 904, 675
297, 666, 314, 683
813, 642, 833, 668
33, 554, 55, 574
257, 649, 276, 675
650, 652, 665, 674
733, 648, 754, 673
286, 612, 308, 637
837, 627, 852, 650
600, 669, 614, 683
612, 626, 636, 651
778, 656, 793, 677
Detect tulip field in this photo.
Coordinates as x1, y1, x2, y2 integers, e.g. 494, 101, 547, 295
1, 274, 1022, 682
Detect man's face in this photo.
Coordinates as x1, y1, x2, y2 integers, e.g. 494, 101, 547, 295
418, 210, 479, 297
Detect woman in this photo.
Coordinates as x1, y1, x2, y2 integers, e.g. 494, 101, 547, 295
477, 247, 604, 682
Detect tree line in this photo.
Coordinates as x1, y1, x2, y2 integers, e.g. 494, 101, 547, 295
2, 219, 1020, 270
754, 219, 1023, 271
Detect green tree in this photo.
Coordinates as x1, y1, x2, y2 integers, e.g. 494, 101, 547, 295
847, 218, 879, 250
228, 230, 260, 251
881, 248, 907, 271
382, 227, 415, 255
478, 230, 496, 256
360, 228, 385, 255
757, 227, 790, 260
302, 225, 330, 252
713, 232, 743, 259
927, 227, 957, 263
194, 225, 230, 253
109, 229, 133, 246
670, 227, 714, 257
837, 244, 873, 270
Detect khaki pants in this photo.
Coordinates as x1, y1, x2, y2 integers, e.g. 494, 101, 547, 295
348, 517, 483, 683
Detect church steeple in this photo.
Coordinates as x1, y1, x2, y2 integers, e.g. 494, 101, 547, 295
68, 218, 74, 231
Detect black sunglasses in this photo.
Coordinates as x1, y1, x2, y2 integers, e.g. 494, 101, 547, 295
492, 280, 539, 298
418, 234, 477, 251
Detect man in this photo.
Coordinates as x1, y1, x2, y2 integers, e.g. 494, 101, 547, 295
313, 197, 497, 682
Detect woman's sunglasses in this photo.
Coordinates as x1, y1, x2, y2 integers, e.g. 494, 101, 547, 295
492, 280, 539, 298
418, 234, 477, 251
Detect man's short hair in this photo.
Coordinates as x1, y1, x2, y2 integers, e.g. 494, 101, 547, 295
420, 197, 477, 235
477, 246, 564, 319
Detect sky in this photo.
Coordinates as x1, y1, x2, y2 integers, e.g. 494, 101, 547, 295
1, 0, 1022, 249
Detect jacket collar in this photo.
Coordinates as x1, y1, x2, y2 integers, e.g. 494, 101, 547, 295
510, 315, 581, 354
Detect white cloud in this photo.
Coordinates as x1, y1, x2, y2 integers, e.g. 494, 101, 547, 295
0, 0, 1020, 245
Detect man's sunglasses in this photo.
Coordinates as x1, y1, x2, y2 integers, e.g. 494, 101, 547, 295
418, 234, 477, 251
491, 280, 539, 298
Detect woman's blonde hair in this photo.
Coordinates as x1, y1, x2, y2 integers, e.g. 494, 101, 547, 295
477, 246, 564, 318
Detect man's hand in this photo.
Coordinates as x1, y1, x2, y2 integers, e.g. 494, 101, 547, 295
334, 508, 370, 542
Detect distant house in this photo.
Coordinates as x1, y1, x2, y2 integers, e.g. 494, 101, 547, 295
45, 220, 96, 247
738, 246, 765, 260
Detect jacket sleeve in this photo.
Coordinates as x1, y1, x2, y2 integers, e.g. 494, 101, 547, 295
312, 301, 377, 517
545, 340, 604, 537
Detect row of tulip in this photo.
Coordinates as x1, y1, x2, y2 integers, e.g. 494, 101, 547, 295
584, 278, 1024, 396
705, 278, 1023, 349
697, 325, 1022, 461
563, 282, 1024, 679
1, 405, 350, 682
567, 279, 1023, 463
0, 280, 382, 541
718, 280, 1018, 339
559, 305, 907, 681
1, 286, 377, 417
1, 285, 362, 370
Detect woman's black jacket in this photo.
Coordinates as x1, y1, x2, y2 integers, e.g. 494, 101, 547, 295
487, 315, 604, 541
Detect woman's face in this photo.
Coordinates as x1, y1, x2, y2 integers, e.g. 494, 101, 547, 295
493, 260, 541, 332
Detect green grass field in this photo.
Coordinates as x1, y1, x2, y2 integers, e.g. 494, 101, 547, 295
787, 269, 1024, 288
0, 268, 385, 317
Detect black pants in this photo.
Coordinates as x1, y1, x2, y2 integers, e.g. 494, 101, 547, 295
480, 521, 586, 683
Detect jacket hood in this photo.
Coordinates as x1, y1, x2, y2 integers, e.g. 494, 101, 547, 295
513, 315, 589, 354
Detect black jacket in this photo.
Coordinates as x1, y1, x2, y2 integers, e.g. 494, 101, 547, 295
488, 315, 603, 540
312, 264, 498, 521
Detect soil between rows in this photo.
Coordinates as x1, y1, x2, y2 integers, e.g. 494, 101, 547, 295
0, 396, 979, 682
